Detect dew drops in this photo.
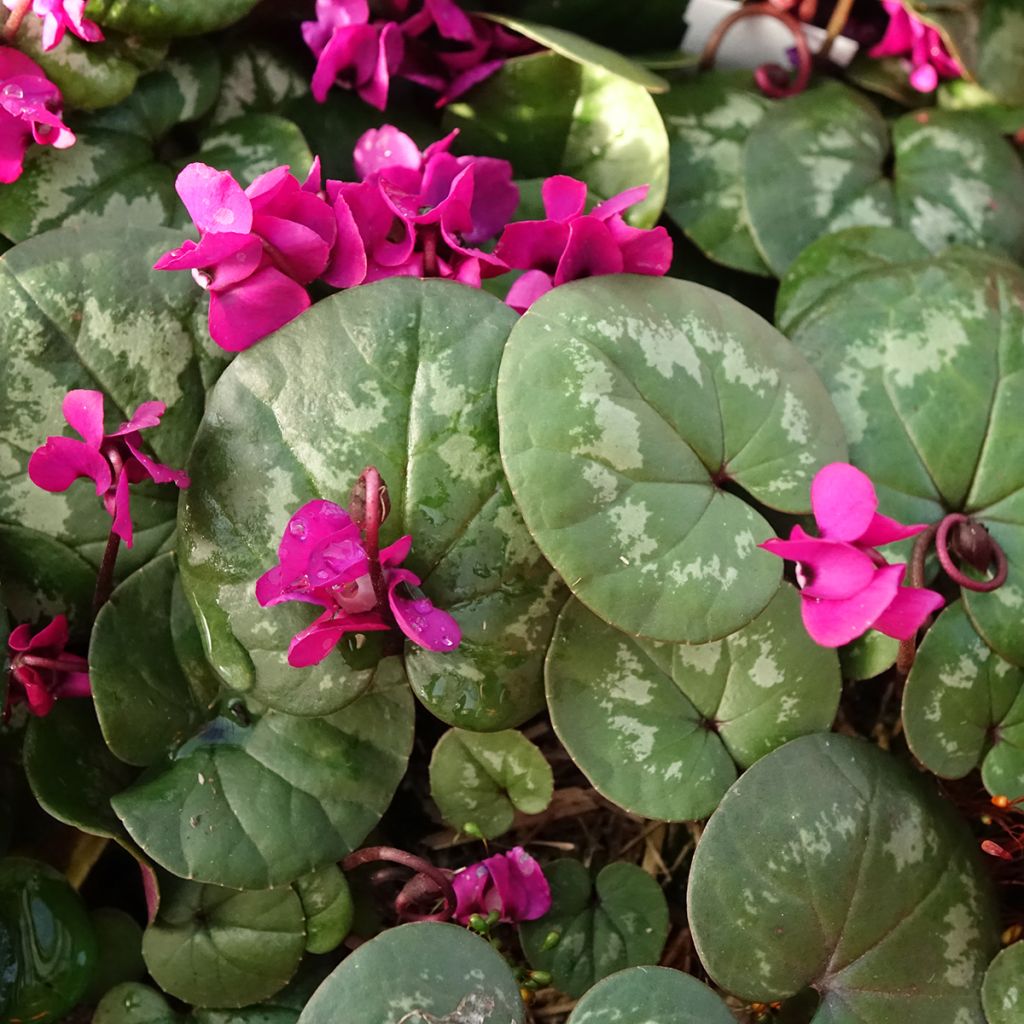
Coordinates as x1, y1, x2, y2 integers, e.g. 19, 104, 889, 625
2, 83, 24, 101
212, 206, 236, 226
440, 636, 456, 648
412, 598, 433, 614
289, 518, 307, 539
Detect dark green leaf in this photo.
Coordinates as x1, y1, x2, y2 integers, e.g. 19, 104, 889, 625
978, 0, 1024, 105
191, 115, 314, 185
94, 983, 180, 1024
520, 860, 668, 998
546, 585, 839, 820
497, 275, 846, 643
87, 0, 262, 37
212, 45, 310, 127
86, 908, 146, 1002
293, 865, 353, 955
297, 922, 525, 1024
444, 52, 669, 228
142, 875, 305, 1009
688, 734, 999, 1019
983, 942, 1024, 1024
112, 661, 414, 889
566, 966, 735, 1022
429, 728, 553, 838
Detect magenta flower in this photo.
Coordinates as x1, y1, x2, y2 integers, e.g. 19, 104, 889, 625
494, 175, 673, 313
869, 0, 960, 93
0, 47, 75, 183
760, 463, 944, 647
27, 390, 189, 547
256, 497, 461, 667
6, 616, 90, 718
452, 848, 551, 925
328, 125, 515, 285
303, 0, 404, 109
3, 0, 103, 51
154, 162, 343, 351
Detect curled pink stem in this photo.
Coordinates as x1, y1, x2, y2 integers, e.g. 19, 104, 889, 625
935, 513, 1008, 592
341, 846, 456, 922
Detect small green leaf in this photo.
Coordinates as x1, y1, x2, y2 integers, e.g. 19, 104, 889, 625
429, 728, 553, 838
688, 734, 999, 1018
904, 602, 1024, 799
983, 941, 1024, 1024
444, 52, 669, 228
498, 275, 846, 643
293, 865, 353, 955
23, 701, 137, 838
0, 857, 99, 1024
657, 71, 771, 276
90, 553, 213, 768
94, 983, 179, 1024
475, 14, 669, 92
142, 875, 305, 1009
546, 585, 839, 820
86, 908, 146, 1002
112, 661, 414, 890
192, 115, 314, 185
839, 630, 900, 682
520, 860, 668, 998
566, 966, 735, 1023
87, 0, 262, 37
297, 922, 525, 1024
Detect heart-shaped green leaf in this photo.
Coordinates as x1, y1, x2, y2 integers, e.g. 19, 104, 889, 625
443, 52, 669, 228
142, 875, 305, 1009
688, 733, 999, 1019
775, 226, 931, 336
429, 727, 553, 838
475, 15, 669, 92
293, 865, 353, 955
23, 701, 136, 838
87, 0, 262, 36
180, 278, 562, 728
90, 553, 215, 768
904, 602, 1024, 800
191, 115, 313, 185
86, 908, 146, 1003
112, 660, 413, 889
94, 983, 180, 1024
0, 225, 206, 579
983, 942, 1024, 1024
546, 585, 839, 821
498, 275, 846, 643
656, 71, 771, 276
519, 860, 668, 998
0, 857, 98, 1024
744, 83, 1024, 274
566, 966, 736, 1023
787, 249, 1024, 664
297, 922, 525, 1024
0, 525, 95, 636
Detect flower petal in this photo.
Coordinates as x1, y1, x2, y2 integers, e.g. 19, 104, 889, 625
176, 163, 253, 235
542, 175, 588, 222
353, 125, 422, 180
287, 607, 389, 667
858, 512, 928, 547
122, 438, 190, 489
871, 585, 944, 640
553, 216, 623, 286
761, 534, 877, 600
810, 462, 879, 542
110, 466, 134, 546
800, 563, 905, 647
61, 389, 105, 446
28, 436, 111, 495
505, 269, 555, 314
206, 263, 311, 352
387, 568, 461, 652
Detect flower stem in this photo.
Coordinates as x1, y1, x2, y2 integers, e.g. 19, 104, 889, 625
361, 466, 390, 615
896, 523, 938, 675
92, 528, 121, 616
818, 0, 855, 59
422, 227, 439, 278
2, 0, 32, 41
341, 845, 456, 921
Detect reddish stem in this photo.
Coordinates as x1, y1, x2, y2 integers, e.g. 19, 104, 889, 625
341, 845, 456, 921
2, 0, 32, 41
18, 654, 88, 673
935, 513, 1008, 592
422, 227, 439, 278
361, 467, 391, 616
93, 526, 122, 616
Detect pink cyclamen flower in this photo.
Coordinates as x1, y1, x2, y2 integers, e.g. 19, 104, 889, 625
328, 125, 516, 286
452, 848, 551, 925
0, 47, 75, 183
494, 175, 674, 313
255, 498, 461, 667
3, 0, 104, 51
6, 616, 90, 718
869, 0, 960, 93
28, 390, 190, 547
759, 462, 944, 647
154, 161, 343, 351
303, 0, 404, 109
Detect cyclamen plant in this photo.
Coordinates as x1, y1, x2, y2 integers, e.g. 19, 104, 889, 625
2, 0, 1024, 1022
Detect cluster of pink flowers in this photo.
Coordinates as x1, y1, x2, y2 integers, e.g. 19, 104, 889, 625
156, 125, 672, 351
869, 0, 961, 93
761, 463, 944, 647
256, 496, 461, 665
303, 0, 536, 111
0, 1, 105, 181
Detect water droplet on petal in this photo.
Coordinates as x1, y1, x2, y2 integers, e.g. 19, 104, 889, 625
212, 206, 236, 226
412, 598, 433, 614
289, 518, 307, 538
2, 83, 24, 100
440, 637, 455, 648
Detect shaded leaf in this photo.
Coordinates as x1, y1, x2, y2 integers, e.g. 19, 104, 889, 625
983, 942, 1024, 1024
293, 865, 353, 955
86, 908, 146, 1002
192, 115, 314, 185
87, 0, 262, 37
94, 983, 180, 1024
